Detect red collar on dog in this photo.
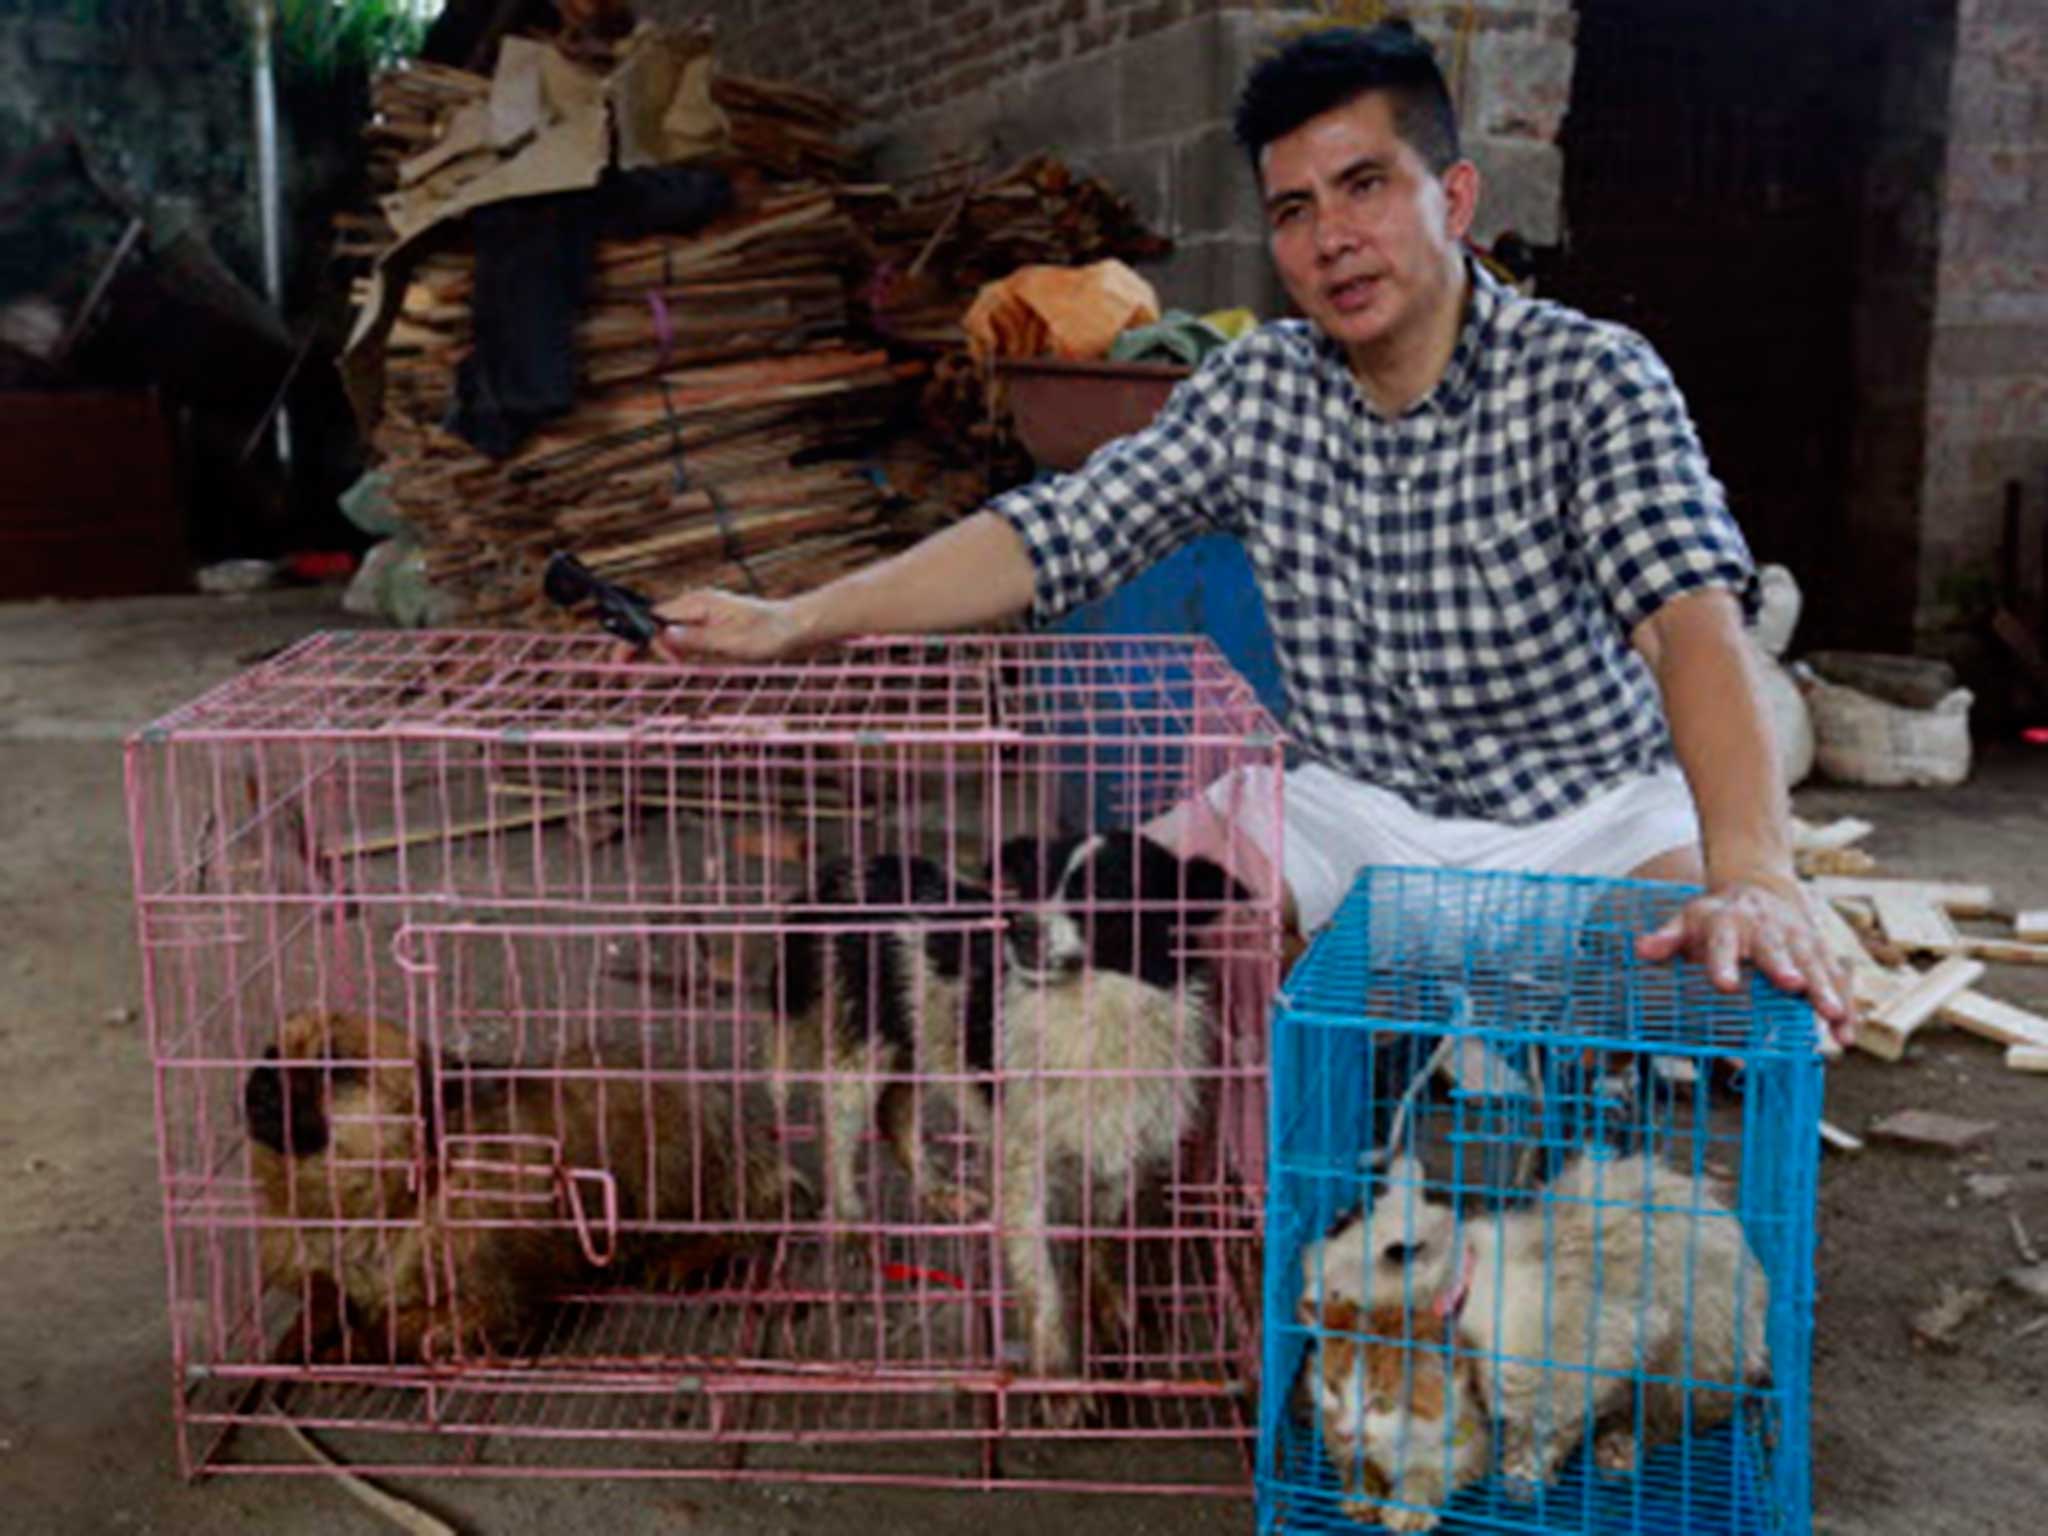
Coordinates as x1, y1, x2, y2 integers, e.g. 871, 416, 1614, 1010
1433, 1239, 1477, 1322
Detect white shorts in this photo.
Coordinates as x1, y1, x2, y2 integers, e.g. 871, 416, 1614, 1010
1157, 762, 1701, 935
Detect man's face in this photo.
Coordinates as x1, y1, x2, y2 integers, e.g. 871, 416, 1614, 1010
1258, 91, 1475, 371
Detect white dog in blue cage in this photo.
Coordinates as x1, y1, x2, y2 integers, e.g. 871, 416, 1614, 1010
1303, 1147, 1771, 1515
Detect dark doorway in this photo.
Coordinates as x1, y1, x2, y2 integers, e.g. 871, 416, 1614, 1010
1553, 0, 1891, 645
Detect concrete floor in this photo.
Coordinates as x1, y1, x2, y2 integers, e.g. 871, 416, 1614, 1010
2, 588, 2045, 1535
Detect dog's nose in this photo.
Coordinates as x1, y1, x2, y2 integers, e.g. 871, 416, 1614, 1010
1005, 915, 1078, 977
1005, 914, 1047, 969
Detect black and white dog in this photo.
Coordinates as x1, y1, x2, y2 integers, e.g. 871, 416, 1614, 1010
776, 830, 1248, 1403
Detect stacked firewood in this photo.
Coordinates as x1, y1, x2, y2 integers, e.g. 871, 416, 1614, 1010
856, 151, 1174, 351
841, 152, 1175, 496
342, 34, 1171, 628
368, 184, 916, 624
333, 61, 491, 264
334, 26, 927, 626
337, 36, 863, 268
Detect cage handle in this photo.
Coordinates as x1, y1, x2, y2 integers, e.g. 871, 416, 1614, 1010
562, 1165, 620, 1267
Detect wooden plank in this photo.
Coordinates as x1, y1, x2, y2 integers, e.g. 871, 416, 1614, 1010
490, 778, 874, 821
1965, 939, 2048, 966
333, 797, 626, 859
1939, 990, 2048, 1051
2007, 1045, 2048, 1073
1806, 892, 1914, 1019
1857, 956, 1986, 1062
1871, 890, 1964, 954
1792, 816, 1875, 852
1799, 846, 1877, 877
2017, 910, 2048, 942
1808, 888, 1876, 969
1810, 876, 1996, 916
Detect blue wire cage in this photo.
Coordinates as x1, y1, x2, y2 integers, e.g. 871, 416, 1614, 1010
1258, 867, 1821, 1535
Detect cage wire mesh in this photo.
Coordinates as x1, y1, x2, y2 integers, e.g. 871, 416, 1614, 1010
1259, 867, 1820, 1535
126, 630, 1285, 1490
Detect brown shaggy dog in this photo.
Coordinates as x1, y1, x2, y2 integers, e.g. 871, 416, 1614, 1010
244, 1011, 804, 1362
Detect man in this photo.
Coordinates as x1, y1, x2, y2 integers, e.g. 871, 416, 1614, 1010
647, 24, 1853, 1044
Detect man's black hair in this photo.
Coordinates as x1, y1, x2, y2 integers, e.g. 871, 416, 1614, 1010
1232, 22, 1461, 176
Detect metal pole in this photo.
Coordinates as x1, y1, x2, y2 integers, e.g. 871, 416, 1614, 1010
251, 0, 292, 468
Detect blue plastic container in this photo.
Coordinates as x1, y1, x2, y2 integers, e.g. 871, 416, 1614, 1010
1050, 533, 1287, 726
1043, 534, 1287, 831
1259, 867, 1821, 1535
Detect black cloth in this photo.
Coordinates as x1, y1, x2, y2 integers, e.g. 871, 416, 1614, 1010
446, 166, 733, 459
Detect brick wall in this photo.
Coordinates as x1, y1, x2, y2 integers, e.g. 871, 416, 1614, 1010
670, 1, 1574, 316
1917, 0, 2048, 649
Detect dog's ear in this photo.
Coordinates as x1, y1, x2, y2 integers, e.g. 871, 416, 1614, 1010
1136, 838, 1249, 924
1179, 852, 1251, 916
993, 835, 1051, 898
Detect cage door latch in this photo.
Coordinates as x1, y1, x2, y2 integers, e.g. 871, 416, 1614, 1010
562, 1165, 620, 1267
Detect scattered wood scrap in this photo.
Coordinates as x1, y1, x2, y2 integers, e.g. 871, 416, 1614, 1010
1859, 956, 1986, 1061
1809, 875, 1995, 917
1963, 938, 2048, 966
2011, 1212, 2042, 1267
1818, 1119, 1865, 1153
1939, 991, 2048, 1051
1911, 1280, 1991, 1350
1792, 815, 1877, 876
2005, 1265, 2048, 1305
1800, 857, 2048, 1074
1870, 888, 1964, 955
1867, 1109, 1998, 1153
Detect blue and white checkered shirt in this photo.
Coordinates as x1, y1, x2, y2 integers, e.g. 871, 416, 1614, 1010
991, 260, 1758, 825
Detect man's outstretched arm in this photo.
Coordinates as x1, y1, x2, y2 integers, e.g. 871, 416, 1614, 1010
648, 509, 1039, 662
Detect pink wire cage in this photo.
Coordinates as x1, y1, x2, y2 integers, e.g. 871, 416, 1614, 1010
125, 630, 1285, 1491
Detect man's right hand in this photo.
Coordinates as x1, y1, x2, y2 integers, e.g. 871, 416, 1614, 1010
611, 511, 1039, 666
640, 588, 819, 664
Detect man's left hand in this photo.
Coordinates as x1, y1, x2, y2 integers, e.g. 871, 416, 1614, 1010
1636, 881, 1856, 1055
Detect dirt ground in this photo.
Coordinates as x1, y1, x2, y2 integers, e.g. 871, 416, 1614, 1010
1, 588, 2044, 1535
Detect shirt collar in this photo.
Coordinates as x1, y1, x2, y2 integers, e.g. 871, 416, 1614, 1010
1312, 251, 1501, 421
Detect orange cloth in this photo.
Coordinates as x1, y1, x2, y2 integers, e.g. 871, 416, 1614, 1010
962, 260, 1161, 366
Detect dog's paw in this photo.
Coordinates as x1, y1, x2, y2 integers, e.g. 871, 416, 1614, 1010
1594, 1426, 1639, 1475
1337, 1494, 1385, 1526
923, 1182, 988, 1222
1379, 1507, 1441, 1532
1498, 1447, 1551, 1501
1037, 1392, 1089, 1430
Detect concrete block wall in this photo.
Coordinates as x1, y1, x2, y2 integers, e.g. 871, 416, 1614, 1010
1837, 0, 1957, 650
678, 1, 1574, 319
1917, 0, 2048, 642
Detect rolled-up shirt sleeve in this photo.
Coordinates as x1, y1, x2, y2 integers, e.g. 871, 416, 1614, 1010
1572, 329, 1759, 638
989, 348, 1244, 628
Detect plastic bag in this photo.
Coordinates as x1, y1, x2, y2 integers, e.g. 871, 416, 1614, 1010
963, 260, 1159, 366
1797, 665, 1973, 787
